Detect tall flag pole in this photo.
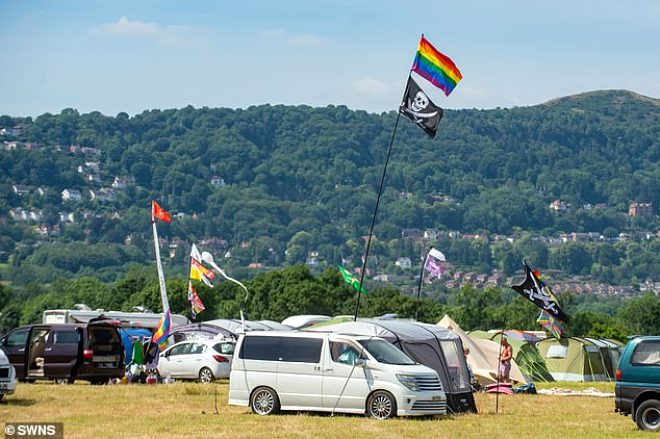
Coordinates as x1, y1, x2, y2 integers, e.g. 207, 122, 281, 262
151, 200, 171, 312
354, 34, 461, 322
353, 108, 403, 321
415, 247, 446, 320
151, 200, 172, 349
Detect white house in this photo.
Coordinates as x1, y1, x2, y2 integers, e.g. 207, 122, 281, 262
211, 176, 226, 187
395, 257, 412, 269
12, 184, 30, 196
112, 175, 135, 189
62, 189, 82, 202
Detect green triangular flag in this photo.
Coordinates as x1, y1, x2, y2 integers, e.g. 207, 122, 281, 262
338, 265, 367, 294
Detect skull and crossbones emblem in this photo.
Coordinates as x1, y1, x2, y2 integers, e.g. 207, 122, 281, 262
405, 91, 438, 123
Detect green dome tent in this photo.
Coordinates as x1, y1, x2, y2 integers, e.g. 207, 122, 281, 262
536, 337, 610, 382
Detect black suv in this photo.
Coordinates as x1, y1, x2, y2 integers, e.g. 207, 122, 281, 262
615, 336, 660, 432
0, 320, 125, 384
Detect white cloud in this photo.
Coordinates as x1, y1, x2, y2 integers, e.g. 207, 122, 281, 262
352, 77, 399, 97
95, 17, 206, 47
259, 28, 327, 48
100, 16, 159, 37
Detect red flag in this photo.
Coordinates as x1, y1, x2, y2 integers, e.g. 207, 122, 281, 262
151, 200, 171, 223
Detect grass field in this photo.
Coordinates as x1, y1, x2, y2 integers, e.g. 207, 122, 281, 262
0, 381, 645, 438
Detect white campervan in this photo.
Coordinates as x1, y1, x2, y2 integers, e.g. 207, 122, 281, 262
228, 331, 447, 419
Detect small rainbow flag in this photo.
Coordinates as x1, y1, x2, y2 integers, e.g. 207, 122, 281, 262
152, 308, 171, 349
412, 35, 462, 96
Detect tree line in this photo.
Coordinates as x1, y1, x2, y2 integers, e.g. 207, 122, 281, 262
1, 265, 658, 341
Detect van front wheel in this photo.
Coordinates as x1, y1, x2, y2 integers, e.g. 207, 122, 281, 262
367, 390, 397, 420
636, 399, 660, 432
250, 387, 280, 416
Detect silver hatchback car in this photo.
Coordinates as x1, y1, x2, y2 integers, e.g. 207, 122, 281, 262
157, 338, 235, 383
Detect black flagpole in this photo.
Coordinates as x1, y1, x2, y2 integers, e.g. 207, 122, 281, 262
353, 74, 411, 322
415, 247, 432, 321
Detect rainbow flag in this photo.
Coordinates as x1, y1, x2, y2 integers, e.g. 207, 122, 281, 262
152, 308, 171, 349
412, 35, 462, 96
188, 281, 206, 318
537, 309, 565, 339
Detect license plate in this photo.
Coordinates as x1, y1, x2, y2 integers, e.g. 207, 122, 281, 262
97, 362, 115, 368
431, 395, 443, 401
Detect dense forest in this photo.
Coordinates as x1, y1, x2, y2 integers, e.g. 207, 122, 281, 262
0, 90, 658, 333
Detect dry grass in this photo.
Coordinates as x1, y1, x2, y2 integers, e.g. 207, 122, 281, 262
0, 380, 644, 438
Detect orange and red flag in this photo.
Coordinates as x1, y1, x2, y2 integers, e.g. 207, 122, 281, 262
151, 200, 172, 223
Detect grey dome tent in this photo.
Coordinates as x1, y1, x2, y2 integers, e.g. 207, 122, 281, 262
306, 318, 477, 413
170, 319, 291, 342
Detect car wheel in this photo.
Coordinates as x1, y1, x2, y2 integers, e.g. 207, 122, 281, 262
366, 390, 397, 420
199, 367, 214, 384
250, 387, 280, 416
636, 399, 660, 432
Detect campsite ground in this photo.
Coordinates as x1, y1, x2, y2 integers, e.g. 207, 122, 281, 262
0, 381, 645, 438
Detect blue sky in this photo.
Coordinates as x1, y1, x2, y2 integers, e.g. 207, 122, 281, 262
1, 0, 659, 117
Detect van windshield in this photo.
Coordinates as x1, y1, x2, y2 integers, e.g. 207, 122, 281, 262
358, 339, 416, 365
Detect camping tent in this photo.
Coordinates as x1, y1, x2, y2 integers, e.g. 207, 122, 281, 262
168, 323, 235, 342
536, 337, 610, 381
118, 328, 153, 365
204, 319, 291, 337
281, 315, 331, 329
306, 318, 477, 413
437, 316, 527, 385
583, 338, 623, 380
170, 320, 291, 342
470, 328, 554, 383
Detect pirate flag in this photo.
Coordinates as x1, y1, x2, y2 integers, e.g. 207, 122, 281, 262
400, 76, 443, 138
511, 262, 569, 323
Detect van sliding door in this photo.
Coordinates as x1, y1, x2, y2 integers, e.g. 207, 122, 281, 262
322, 340, 370, 412
276, 337, 324, 409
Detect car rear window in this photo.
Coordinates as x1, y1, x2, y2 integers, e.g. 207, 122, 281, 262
89, 327, 119, 344
632, 340, 660, 365
213, 342, 235, 355
239, 336, 322, 363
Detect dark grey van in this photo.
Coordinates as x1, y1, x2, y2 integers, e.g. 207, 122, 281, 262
0, 320, 125, 384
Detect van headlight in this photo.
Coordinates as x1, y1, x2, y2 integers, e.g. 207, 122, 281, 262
396, 374, 420, 391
